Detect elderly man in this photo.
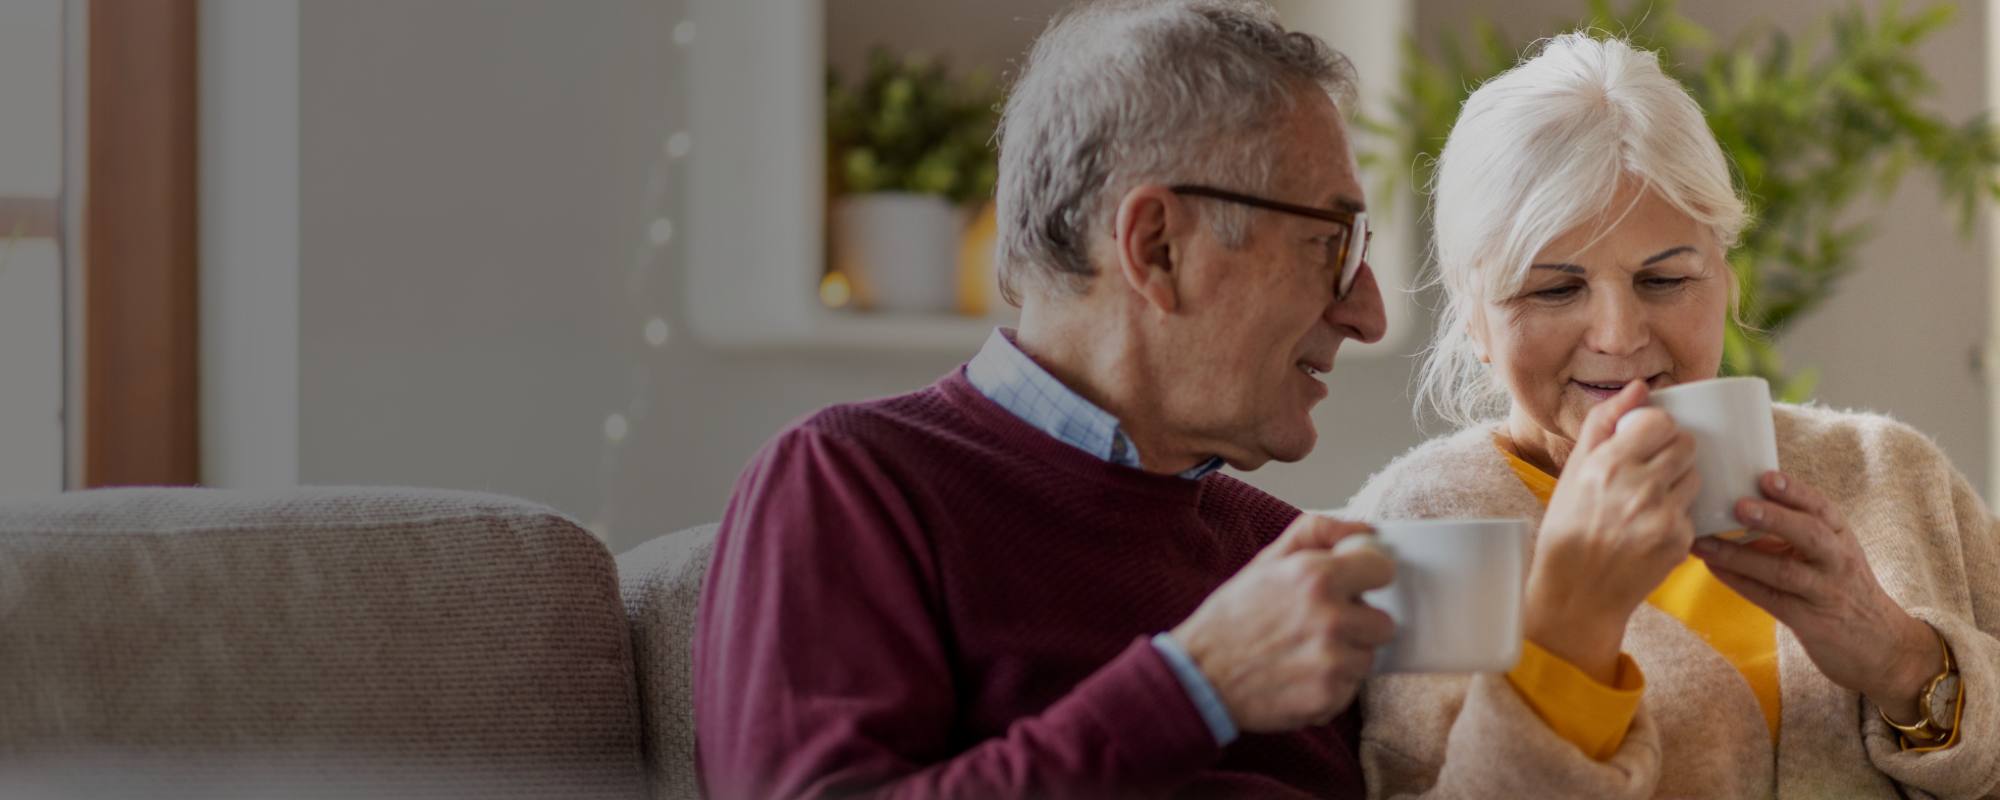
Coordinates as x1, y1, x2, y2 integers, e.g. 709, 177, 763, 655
693, 1, 1392, 796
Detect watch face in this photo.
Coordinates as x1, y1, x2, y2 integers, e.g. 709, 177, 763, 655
1930, 673, 1962, 731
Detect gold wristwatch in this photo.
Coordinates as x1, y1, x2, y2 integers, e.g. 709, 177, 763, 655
1879, 625, 1963, 752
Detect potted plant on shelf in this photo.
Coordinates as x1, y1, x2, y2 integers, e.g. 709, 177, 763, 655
826, 47, 1001, 314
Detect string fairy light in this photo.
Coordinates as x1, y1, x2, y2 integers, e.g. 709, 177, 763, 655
587, 13, 697, 545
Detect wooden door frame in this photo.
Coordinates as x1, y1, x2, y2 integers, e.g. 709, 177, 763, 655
84, 0, 201, 486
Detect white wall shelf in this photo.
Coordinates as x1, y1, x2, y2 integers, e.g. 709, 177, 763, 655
685, 0, 1418, 356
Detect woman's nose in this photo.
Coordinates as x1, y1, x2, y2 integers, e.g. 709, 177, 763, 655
1585, 288, 1649, 355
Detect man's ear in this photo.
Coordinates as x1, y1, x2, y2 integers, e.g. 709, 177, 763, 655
1113, 185, 1183, 314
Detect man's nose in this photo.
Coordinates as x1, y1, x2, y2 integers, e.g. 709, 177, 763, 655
1327, 261, 1387, 344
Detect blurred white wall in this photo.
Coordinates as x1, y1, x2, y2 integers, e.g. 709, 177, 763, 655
0, 1, 69, 498
293, 0, 972, 551
201, 0, 1989, 554
202, 0, 299, 490
1991, 1, 2000, 501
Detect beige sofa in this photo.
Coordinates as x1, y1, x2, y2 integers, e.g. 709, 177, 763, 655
0, 487, 719, 799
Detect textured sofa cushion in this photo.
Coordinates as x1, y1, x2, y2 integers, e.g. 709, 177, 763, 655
0, 487, 647, 798
616, 523, 718, 800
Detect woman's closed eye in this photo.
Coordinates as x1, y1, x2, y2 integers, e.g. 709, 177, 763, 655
1516, 273, 1697, 303
1524, 283, 1583, 302
1638, 274, 1695, 292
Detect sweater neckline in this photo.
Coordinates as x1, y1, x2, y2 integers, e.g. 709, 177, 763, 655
1493, 434, 1558, 506
936, 367, 1213, 506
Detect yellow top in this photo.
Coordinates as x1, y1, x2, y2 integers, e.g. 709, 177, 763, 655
1508, 638, 1647, 760
1498, 438, 1781, 759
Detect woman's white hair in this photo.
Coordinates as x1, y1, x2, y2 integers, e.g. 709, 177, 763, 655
995, 0, 1356, 304
1417, 32, 1750, 427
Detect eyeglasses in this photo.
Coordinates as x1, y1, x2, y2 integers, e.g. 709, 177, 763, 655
1170, 184, 1371, 300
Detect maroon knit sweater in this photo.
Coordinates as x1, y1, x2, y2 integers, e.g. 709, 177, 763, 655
693, 367, 1366, 799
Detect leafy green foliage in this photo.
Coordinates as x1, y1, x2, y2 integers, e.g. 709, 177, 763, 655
1366, 0, 2000, 402
827, 47, 1002, 206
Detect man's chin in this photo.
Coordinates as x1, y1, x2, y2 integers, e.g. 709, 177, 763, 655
1260, 426, 1318, 466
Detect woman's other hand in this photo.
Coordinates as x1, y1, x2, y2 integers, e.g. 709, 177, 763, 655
1692, 471, 1938, 722
1525, 380, 1701, 683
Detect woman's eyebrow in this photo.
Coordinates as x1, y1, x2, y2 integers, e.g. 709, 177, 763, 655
1643, 245, 1696, 266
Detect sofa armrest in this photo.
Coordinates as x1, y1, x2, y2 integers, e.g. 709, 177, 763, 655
0, 487, 647, 798
617, 523, 719, 800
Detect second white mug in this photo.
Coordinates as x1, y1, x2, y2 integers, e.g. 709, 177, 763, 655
1335, 518, 1527, 674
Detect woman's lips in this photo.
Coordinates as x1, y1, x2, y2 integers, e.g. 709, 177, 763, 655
1571, 375, 1667, 400
1573, 381, 1623, 400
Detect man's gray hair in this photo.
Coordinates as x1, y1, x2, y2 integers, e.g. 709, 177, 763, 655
994, 0, 1357, 304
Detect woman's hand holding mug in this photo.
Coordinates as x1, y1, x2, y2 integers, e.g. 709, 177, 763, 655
1693, 471, 1939, 723
1524, 381, 1701, 684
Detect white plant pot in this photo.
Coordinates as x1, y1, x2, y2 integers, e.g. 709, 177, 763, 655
831, 192, 965, 313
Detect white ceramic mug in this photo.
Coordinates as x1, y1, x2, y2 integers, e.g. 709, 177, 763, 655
1640, 376, 1780, 540
1334, 518, 1527, 673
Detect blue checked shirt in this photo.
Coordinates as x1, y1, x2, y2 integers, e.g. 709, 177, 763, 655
965, 328, 1238, 747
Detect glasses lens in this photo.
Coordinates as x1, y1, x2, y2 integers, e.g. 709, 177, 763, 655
1335, 213, 1368, 298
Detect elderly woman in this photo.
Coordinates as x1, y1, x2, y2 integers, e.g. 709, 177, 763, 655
1345, 33, 1999, 798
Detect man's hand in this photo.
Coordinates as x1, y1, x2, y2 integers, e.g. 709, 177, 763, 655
1169, 514, 1395, 732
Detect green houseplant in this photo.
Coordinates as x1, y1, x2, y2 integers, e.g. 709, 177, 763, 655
1365, 0, 2000, 401
825, 48, 1001, 313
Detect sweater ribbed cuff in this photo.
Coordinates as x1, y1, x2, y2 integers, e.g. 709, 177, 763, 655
1151, 632, 1239, 746
1863, 608, 2000, 799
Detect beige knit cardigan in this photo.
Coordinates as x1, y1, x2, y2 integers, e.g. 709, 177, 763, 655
1341, 403, 2000, 799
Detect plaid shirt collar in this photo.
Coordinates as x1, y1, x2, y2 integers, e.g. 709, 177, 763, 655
966, 328, 1223, 480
